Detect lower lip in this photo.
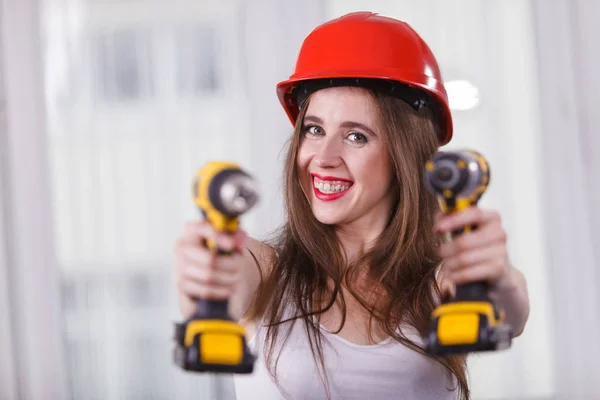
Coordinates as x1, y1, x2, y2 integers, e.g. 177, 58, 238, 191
312, 184, 352, 201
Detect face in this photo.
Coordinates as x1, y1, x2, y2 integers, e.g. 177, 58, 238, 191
296, 86, 395, 229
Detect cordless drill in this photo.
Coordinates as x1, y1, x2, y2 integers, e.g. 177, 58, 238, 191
173, 161, 259, 373
423, 150, 512, 355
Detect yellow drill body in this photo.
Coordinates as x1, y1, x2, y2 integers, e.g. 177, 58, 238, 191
173, 161, 258, 373
424, 150, 512, 355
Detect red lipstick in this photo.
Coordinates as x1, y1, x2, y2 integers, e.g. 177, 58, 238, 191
311, 173, 353, 183
311, 173, 353, 201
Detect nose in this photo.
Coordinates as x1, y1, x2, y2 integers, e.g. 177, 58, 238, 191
314, 136, 342, 168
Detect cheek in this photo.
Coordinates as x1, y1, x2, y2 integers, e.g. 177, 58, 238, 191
296, 142, 312, 187
379, 154, 394, 186
296, 148, 308, 170
296, 140, 314, 171
358, 151, 393, 190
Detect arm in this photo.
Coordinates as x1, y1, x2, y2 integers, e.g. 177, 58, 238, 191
489, 265, 530, 336
229, 237, 276, 321
175, 222, 275, 322
435, 207, 531, 338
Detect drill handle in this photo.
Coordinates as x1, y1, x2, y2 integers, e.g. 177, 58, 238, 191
194, 299, 230, 320
192, 238, 237, 321
454, 282, 490, 302
447, 209, 491, 302
450, 224, 476, 238
201, 238, 236, 256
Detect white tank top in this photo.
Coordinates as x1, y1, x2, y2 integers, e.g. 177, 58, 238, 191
233, 314, 459, 400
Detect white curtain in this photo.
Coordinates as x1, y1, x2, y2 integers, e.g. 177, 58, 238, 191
1, 0, 599, 399
0, 0, 67, 399
533, 0, 600, 398
0, 47, 19, 398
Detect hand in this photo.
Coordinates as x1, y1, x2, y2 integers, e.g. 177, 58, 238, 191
434, 206, 515, 294
174, 221, 248, 305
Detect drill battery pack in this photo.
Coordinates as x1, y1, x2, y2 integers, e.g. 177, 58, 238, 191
173, 319, 255, 373
424, 299, 512, 355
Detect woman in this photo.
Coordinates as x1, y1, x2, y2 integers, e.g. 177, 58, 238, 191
174, 12, 530, 400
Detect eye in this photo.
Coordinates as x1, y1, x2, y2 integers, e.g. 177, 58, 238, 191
346, 131, 368, 144
303, 125, 324, 137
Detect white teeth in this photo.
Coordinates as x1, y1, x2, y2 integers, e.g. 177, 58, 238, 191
313, 178, 351, 194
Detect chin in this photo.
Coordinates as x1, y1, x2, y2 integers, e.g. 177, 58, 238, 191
311, 207, 345, 226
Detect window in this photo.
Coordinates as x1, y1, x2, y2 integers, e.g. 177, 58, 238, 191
92, 29, 154, 102
175, 25, 219, 95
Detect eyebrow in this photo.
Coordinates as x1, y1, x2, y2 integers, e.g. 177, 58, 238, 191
304, 115, 378, 137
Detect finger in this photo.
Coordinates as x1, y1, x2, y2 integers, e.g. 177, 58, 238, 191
210, 229, 236, 250
436, 264, 448, 285
214, 253, 245, 272
178, 280, 232, 300
433, 210, 444, 226
434, 207, 501, 234
438, 221, 507, 259
440, 279, 455, 301
234, 229, 248, 253
178, 244, 216, 269
179, 248, 242, 275
179, 220, 218, 245
447, 261, 506, 286
435, 265, 454, 300
443, 244, 507, 273
182, 264, 240, 286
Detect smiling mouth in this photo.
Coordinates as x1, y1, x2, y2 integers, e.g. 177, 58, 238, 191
311, 175, 353, 199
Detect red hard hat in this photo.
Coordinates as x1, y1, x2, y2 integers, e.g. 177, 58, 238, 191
276, 12, 453, 145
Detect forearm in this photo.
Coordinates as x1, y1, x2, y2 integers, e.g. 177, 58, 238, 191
229, 238, 274, 321
490, 265, 530, 337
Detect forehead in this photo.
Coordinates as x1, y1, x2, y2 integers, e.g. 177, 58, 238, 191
305, 86, 379, 126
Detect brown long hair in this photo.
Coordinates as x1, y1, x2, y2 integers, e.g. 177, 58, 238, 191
247, 88, 469, 399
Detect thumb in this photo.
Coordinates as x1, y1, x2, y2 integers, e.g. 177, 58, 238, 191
437, 265, 456, 301
234, 229, 248, 253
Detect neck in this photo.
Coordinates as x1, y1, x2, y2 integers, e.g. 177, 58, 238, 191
335, 185, 396, 263
335, 212, 389, 264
